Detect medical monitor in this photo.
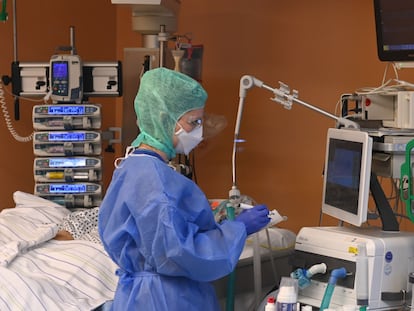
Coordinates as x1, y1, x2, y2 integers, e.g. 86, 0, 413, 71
321, 128, 373, 227
374, 0, 414, 62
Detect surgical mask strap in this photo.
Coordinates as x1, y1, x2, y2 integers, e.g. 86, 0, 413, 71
175, 123, 185, 136
114, 146, 137, 168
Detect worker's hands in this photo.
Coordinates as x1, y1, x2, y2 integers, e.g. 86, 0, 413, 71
235, 204, 270, 235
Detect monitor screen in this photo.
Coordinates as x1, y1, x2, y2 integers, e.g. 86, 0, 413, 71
51, 61, 69, 80
374, 0, 414, 62
321, 128, 373, 227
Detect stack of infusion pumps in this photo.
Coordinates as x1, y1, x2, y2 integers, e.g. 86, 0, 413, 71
32, 54, 103, 208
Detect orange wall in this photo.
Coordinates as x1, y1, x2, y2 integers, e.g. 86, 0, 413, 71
1, 0, 414, 234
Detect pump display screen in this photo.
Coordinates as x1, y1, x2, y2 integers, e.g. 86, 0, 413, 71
48, 106, 85, 115
49, 183, 87, 194
52, 62, 68, 79
48, 132, 86, 141
48, 158, 87, 168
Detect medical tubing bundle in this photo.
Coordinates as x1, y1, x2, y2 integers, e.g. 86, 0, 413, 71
220, 199, 276, 311
225, 204, 267, 311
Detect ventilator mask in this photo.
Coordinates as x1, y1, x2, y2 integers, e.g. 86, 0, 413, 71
174, 124, 203, 155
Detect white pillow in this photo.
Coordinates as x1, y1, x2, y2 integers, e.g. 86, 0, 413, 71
1, 191, 71, 224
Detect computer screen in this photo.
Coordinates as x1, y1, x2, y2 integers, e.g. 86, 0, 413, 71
321, 128, 373, 227
374, 0, 414, 62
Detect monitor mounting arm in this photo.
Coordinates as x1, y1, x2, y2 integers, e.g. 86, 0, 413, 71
236, 75, 359, 137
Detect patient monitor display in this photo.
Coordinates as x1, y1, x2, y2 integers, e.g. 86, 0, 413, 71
374, 0, 414, 62
322, 128, 373, 227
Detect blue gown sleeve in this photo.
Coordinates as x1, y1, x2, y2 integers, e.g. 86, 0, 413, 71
152, 207, 246, 282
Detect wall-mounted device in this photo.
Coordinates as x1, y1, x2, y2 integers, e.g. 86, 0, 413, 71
34, 182, 102, 208
10, 60, 122, 100
50, 54, 83, 103
34, 156, 102, 183
33, 104, 101, 130
0, 24, 123, 209
33, 130, 102, 156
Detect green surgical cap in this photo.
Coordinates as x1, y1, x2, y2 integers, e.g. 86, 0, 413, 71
131, 67, 207, 159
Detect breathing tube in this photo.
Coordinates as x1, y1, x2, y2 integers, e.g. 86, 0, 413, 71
320, 267, 347, 310
212, 199, 271, 311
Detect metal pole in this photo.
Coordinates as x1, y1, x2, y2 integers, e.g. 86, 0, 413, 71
12, 0, 17, 61
70, 25, 76, 54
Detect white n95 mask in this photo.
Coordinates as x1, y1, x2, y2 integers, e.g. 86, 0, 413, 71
174, 125, 203, 155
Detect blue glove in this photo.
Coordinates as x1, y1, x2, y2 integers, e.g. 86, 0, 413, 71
235, 204, 270, 235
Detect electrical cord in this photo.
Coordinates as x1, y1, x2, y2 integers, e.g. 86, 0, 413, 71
355, 62, 401, 95
335, 62, 414, 120
0, 80, 34, 142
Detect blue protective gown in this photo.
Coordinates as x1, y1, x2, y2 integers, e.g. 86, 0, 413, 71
98, 149, 247, 311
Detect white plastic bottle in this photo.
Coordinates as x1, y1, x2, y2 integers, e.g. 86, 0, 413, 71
265, 296, 276, 311
276, 286, 297, 311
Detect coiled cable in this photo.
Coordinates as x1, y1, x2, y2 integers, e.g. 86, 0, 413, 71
0, 80, 33, 142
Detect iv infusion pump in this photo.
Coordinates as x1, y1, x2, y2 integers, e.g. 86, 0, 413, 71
50, 54, 83, 103
31, 53, 103, 208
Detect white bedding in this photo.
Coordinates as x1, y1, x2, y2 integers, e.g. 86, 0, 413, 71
0, 192, 118, 311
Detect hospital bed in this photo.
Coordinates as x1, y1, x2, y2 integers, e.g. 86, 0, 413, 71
0, 191, 118, 311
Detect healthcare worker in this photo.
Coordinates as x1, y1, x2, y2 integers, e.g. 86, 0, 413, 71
98, 67, 270, 311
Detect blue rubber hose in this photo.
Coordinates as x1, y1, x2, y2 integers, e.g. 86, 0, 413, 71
320, 267, 347, 310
